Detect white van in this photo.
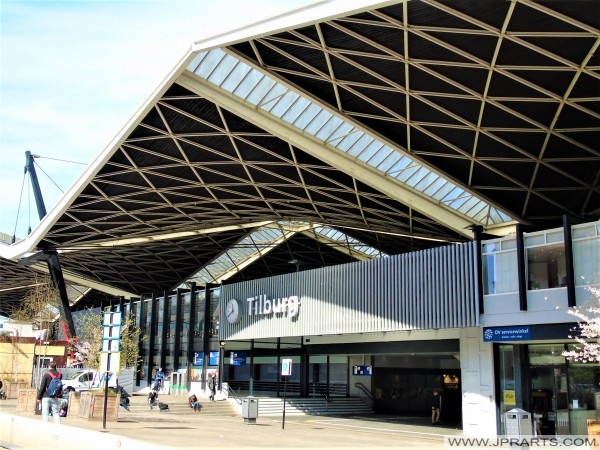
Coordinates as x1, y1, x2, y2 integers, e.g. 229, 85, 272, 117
61, 370, 117, 393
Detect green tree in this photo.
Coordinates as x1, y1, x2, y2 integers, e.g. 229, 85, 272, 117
71, 308, 143, 371
10, 276, 60, 325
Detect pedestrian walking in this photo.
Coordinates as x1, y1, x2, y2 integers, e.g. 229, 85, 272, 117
208, 372, 217, 401
37, 361, 63, 424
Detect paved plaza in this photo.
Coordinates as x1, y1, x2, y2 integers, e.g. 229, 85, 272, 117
0, 395, 462, 450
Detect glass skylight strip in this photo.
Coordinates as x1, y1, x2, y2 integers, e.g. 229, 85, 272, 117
313, 226, 386, 258
184, 226, 289, 284
186, 50, 513, 226
182, 222, 386, 286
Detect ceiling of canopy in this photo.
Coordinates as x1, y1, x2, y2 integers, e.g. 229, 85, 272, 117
1, 0, 598, 315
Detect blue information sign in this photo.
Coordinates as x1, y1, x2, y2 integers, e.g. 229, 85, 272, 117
194, 352, 204, 366
483, 326, 531, 342
230, 351, 246, 366
352, 365, 372, 376
209, 351, 219, 366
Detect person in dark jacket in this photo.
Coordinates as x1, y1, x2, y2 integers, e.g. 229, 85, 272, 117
37, 361, 63, 423
208, 372, 217, 402
431, 390, 442, 425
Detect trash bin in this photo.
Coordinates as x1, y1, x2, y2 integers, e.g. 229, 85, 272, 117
504, 408, 532, 437
242, 396, 259, 424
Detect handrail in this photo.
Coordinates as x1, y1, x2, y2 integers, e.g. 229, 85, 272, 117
354, 382, 373, 400
224, 384, 243, 405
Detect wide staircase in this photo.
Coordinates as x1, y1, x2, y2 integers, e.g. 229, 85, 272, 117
124, 394, 373, 419
125, 394, 238, 417
251, 397, 373, 417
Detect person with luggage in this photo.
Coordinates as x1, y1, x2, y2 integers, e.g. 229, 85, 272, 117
148, 389, 158, 410
36, 361, 63, 423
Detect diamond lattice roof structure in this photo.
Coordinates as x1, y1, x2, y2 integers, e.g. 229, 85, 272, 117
1, 0, 598, 315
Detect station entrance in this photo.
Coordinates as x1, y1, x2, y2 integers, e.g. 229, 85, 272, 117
372, 367, 462, 424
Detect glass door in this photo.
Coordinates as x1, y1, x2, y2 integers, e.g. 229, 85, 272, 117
566, 359, 600, 435
529, 344, 569, 436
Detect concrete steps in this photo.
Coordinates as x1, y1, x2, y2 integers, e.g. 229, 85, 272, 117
123, 394, 373, 419
244, 397, 373, 417
125, 394, 238, 417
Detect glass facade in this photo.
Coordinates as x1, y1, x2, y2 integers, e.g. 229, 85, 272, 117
572, 223, 600, 286
482, 238, 518, 294
524, 231, 566, 290
483, 222, 599, 295
497, 343, 600, 436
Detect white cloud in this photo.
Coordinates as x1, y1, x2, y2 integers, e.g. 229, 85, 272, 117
0, 0, 315, 238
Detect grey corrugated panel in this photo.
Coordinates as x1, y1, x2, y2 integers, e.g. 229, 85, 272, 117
220, 241, 478, 340
435, 247, 442, 329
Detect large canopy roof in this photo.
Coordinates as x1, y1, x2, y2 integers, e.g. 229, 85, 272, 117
1, 0, 599, 315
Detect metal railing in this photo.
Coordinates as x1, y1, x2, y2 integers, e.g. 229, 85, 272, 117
224, 384, 243, 405
354, 382, 373, 400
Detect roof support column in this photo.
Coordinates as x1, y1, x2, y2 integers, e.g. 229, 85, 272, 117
147, 293, 158, 387
562, 215, 576, 308
516, 225, 528, 311
173, 288, 184, 372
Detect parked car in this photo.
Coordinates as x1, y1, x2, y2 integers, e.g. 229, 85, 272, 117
61, 370, 118, 393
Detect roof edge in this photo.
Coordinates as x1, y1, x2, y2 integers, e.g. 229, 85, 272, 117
191, 0, 402, 53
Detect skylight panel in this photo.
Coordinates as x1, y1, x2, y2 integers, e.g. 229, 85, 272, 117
469, 204, 489, 223
221, 62, 252, 93
314, 115, 343, 141
208, 53, 240, 86
292, 103, 321, 129
194, 50, 227, 80
281, 96, 311, 124
246, 76, 277, 105
187, 49, 514, 226
326, 122, 355, 146
374, 153, 399, 175
414, 172, 440, 192
363, 143, 391, 168
303, 110, 333, 136
431, 182, 455, 202
258, 84, 288, 112
459, 197, 483, 217
234, 69, 266, 99
268, 91, 301, 118
386, 155, 412, 177
395, 162, 421, 184
335, 129, 364, 152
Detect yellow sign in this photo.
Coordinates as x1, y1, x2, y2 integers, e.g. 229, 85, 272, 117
504, 390, 516, 405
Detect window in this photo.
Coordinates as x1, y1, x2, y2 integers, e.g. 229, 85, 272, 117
482, 238, 518, 294
526, 243, 566, 290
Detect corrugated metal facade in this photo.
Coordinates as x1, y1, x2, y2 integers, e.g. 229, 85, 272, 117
221, 242, 479, 340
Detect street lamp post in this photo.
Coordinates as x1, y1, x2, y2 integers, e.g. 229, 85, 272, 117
218, 341, 225, 391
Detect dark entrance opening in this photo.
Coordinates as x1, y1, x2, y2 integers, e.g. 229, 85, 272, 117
373, 368, 461, 426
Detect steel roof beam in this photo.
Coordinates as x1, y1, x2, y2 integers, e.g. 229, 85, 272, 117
177, 71, 481, 239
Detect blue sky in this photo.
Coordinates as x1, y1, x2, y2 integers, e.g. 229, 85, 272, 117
0, 0, 315, 240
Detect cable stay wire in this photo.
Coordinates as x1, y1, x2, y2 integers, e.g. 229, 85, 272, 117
33, 159, 67, 194
12, 154, 81, 241
12, 172, 27, 243
33, 155, 87, 166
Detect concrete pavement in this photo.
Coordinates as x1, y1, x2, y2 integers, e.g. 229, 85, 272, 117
0, 395, 463, 450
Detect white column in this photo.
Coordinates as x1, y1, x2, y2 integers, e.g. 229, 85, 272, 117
460, 327, 497, 437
